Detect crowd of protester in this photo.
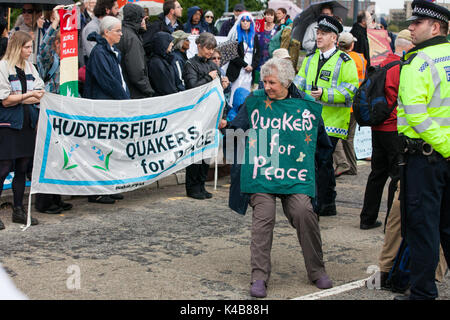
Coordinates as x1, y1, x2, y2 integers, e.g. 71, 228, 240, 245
0, 0, 448, 302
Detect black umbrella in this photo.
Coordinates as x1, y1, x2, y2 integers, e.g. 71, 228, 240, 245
0, 0, 74, 10
292, 1, 348, 43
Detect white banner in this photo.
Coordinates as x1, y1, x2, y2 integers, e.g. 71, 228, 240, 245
354, 125, 373, 159
31, 79, 225, 195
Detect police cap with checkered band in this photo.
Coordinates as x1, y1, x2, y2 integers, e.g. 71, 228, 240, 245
316, 15, 343, 35
407, 0, 450, 23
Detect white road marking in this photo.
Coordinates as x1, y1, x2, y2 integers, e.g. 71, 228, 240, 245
292, 278, 369, 300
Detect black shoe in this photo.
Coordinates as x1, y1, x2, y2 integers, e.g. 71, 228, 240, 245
88, 195, 116, 204
380, 271, 390, 289
201, 187, 212, 199
394, 294, 410, 300
0, 218, 4, 230
59, 201, 73, 211
187, 192, 205, 200
110, 193, 124, 200
41, 204, 63, 214
319, 204, 337, 216
360, 220, 382, 230
12, 207, 39, 225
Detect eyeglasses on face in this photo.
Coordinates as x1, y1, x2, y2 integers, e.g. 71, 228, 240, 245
111, 28, 122, 33
22, 9, 34, 14
212, 56, 221, 60
205, 15, 214, 19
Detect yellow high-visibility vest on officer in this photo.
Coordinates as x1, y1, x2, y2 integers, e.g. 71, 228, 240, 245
294, 15, 359, 217
295, 15, 359, 140
394, 0, 450, 301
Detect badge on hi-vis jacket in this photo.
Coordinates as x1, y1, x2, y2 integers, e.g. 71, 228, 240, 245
445, 66, 450, 82
320, 70, 331, 82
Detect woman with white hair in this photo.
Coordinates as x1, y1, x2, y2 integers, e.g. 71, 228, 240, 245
84, 16, 130, 204
226, 12, 260, 106
229, 58, 333, 298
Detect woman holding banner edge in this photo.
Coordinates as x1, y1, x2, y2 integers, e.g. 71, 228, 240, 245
0, 31, 45, 230
182, 32, 227, 200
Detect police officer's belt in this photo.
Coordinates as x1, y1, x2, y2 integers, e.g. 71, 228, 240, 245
400, 135, 441, 158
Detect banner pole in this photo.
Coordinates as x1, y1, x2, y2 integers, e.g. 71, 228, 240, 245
214, 155, 218, 190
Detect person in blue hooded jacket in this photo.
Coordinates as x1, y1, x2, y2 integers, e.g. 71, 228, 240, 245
183, 6, 209, 35
148, 31, 179, 96
84, 16, 130, 205
84, 16, 130, 101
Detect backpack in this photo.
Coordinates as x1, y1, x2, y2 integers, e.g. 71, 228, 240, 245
352, 60, 401, 127
386, 239, 411, 293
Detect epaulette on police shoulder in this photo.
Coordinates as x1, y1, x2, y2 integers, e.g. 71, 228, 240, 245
340, 52, 351, 62
402, 53, 418, 65
306, 51, 315, 57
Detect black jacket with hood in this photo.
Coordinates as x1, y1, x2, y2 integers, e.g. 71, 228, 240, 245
147, 32, 179, 96
116, 4, 154, 98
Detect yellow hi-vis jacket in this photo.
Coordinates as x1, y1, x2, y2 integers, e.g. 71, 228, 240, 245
294, 49, 359, 140
398, 37, 450, 158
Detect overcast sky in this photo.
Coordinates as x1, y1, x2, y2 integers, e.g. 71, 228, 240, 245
375, 0, 450, 14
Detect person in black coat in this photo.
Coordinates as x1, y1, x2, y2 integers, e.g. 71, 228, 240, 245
116, 3, 154, 99
147, 32, 178, 96
350, 11, 371, 66
182, 32, 227, 200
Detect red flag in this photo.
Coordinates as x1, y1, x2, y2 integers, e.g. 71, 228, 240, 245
254, 18, 265, 33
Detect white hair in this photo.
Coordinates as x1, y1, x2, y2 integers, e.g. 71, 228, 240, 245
394, 37, 412, 50
260, 58, 295, 88
99, 16, 121, 36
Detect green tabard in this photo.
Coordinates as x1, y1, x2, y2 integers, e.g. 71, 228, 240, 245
240, 90, 322, 197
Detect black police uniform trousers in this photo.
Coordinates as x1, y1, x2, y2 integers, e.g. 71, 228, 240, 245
404, 153, 449, 300
360, 131, 400, 225
317, 136, 339, 211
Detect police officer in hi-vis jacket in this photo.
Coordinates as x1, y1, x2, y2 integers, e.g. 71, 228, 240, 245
394, 0, 450, 300
295, 15, 359, 217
